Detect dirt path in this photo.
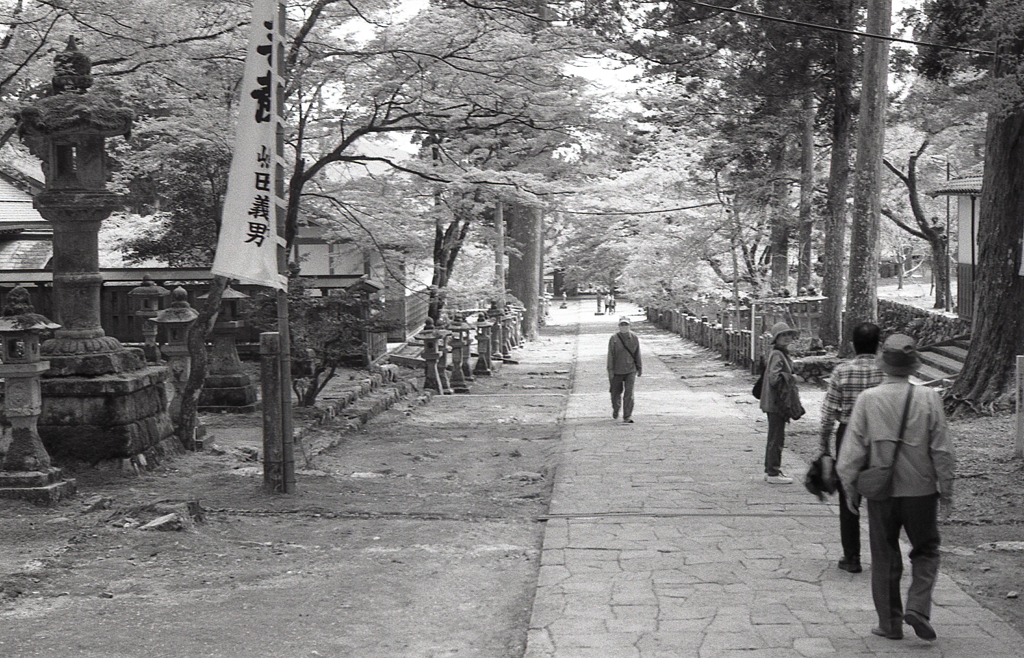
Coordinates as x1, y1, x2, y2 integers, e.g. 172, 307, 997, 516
0, 323, 577, 658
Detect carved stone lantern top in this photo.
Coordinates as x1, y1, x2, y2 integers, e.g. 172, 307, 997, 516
128, 275, 171, 315
199, 285, 250, 324
0, 286, 60, 365
0, 286, 61, 334
153, 287, 200, 326
14, 37, 134, 192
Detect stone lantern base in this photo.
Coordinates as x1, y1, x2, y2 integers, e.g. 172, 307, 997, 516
198, 372, 258, 413
0, 467, 77, 505
39, 360, 179, 463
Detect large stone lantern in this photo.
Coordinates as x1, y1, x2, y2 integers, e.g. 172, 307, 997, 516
14, 38, 176, 463
0, 286, 76, 504
198, 285, 257, 412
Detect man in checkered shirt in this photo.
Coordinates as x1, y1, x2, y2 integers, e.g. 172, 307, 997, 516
820, 322, 884, 574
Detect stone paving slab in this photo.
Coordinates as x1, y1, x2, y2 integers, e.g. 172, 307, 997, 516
525, 302, 1024, 657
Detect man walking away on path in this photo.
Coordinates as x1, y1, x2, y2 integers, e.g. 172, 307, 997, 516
837, 334, 955, 642
607, 316, 642, 423
760, 322, 800, 484
820, 322, 884, 574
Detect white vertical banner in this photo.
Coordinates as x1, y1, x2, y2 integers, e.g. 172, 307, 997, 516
212, 0, 286, 289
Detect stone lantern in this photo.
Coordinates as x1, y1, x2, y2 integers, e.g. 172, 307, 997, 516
413, 318, 450, 394
14, 37, 176, 463
473, 314, 494, 376
486, 301, 505, 362
152, 288, 199, 437
198, 285, 257, 412
447, 313, 471, 394
0, 286, 76, 505
127, 275, 170, 363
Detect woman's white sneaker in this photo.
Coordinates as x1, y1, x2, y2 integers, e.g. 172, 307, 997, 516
765, 473, 794, 484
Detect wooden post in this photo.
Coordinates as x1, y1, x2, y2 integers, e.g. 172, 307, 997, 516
273, 2, 294, 494
261, 331, 284, 492
494, 199, 505, 310
1016, 356, 1024, 459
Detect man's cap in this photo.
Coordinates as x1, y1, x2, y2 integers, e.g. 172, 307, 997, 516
618, 316, 630, 325
877, 333, 920, 376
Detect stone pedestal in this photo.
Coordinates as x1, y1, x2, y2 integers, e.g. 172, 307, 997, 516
0, 468, 76, 505
39, 364, 177, 462
199, 324, 258, 412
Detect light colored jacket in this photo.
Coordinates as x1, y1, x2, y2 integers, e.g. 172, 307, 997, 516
836, 377, 955, 499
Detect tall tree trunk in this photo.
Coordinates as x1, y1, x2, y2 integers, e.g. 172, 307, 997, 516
178, 275, 227, 449
845, 0, 891, 353
820, 0, 856, 347
506, 202, 542, 340
797, 91, 816, 292
947, 34, 1024, 413
769, 139, 791, 293
494, 199, 506, 309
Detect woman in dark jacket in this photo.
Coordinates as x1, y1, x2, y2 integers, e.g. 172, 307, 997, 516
760, 322, 801, 484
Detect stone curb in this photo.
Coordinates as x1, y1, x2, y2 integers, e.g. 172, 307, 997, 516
295, 366, 434, 463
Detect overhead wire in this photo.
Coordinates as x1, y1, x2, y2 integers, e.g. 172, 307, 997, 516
675, 0, 994, 56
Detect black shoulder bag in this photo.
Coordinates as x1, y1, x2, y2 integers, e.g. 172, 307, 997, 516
856, 385, 914, 501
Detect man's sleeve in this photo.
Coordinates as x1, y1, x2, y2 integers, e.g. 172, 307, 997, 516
607, 335, 615, 371
836, 397, 870, 492
927, 390, 956, 500
819, 372, 843, 443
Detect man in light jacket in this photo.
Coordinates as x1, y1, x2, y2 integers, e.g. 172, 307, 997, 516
837, 334, 955, 642
607, 316, 642, 423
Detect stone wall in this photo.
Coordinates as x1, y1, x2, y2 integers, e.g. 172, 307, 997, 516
876, 300, 971, 346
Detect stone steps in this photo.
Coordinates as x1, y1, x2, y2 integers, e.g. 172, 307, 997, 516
912, 337, 970, 387
294, 365, 430, 463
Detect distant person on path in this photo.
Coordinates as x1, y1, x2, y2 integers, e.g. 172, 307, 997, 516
819, 322, 884, 574
760, 322, 802, 484
836, 334, 955, 642
606, 293, 616, 313
607, 316, 642, 423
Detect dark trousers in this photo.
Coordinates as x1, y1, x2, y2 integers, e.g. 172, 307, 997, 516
867, 494, 942, 632
836, 424, 861, 559
610, 372, 636, 419
764, 412, 786, 475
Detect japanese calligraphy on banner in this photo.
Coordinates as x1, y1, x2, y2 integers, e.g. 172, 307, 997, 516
212, 0, 286, 290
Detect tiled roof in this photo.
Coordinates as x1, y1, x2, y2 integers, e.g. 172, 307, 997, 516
929, 175, 983, 197
0, 239, 52, 269
0, 176, 47, 230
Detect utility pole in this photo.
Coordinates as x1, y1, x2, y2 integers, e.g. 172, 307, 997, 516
845, 0, 892, 348
494, 198, 506, 310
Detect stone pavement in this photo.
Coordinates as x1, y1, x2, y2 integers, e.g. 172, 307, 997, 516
524, 301, 1024, 657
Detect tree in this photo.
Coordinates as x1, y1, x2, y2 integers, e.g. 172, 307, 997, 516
882, 139, 952, 309
844, 0, 893, 348
944, 2, 1024, 413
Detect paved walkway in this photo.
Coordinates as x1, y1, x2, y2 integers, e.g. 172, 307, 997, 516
525, 302, 1023, 657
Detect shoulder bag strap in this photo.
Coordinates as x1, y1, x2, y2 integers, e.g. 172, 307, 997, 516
618, 331, 634, 368
889, 384, 914, 463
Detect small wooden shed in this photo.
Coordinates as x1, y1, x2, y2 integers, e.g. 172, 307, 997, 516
929, 175, 982, 320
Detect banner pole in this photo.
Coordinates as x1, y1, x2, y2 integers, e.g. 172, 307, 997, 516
275, 1, 294, 493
